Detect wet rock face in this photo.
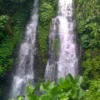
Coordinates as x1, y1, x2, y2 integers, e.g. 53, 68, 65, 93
33, 41, 45, 84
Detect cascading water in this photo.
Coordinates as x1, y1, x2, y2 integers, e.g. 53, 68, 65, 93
45, 18, 58, 82
45, 0, 79, 81
9, 0, 39, 99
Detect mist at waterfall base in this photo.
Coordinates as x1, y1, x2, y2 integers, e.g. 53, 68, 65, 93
8, 0, 39, 99
45, 0, 80, 82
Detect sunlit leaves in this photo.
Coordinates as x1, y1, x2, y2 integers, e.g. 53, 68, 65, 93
0, 15, 9, 29
40, 2, 54, 23
25, 74, 84, 100
12, 75, 100, 100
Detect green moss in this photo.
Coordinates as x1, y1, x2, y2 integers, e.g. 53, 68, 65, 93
40, 2, 54, 23
38, 0, 57, 64
51, 38, 60, 56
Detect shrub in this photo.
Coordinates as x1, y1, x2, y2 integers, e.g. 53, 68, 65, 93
14, 74, 85, 100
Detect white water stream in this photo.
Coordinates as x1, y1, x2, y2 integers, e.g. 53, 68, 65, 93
9, 0, 79, 99
9, 0, 39, 99
45, 0, 79, 81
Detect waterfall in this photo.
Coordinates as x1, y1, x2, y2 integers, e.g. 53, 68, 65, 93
45, 0, 79, 81
9, 0, 39, 99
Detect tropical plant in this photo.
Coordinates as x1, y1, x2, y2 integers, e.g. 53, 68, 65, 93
14, 74, 85, 100
75, 0, 100, 89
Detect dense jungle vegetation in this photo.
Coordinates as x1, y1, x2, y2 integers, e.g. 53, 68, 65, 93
0, 0, 100, 99
0, 0, 35, 96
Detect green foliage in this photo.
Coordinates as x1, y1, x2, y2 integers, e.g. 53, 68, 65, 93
0, 0, 33, 77
75, 0, 100, 49
25, 74, 84, 100
0, 15, 9, 41
0, 0, 34, 96
17, 96, 25, 100
83, 80, 100, 100
0, 15, 9, 29
0, 0, 26, 14
0, 36, 15, 76
75, 0, 100, 89
11, 75, 100, 100
0, 9, 27, 76
11, 0, 25, 3
38, 0, 57, 64
82, 50, 100, 88
40, 3, 54, 24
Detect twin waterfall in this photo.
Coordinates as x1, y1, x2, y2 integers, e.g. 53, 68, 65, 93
9, 0, 39, 99
9, 0, 79, 99
45, 0, 79, 81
